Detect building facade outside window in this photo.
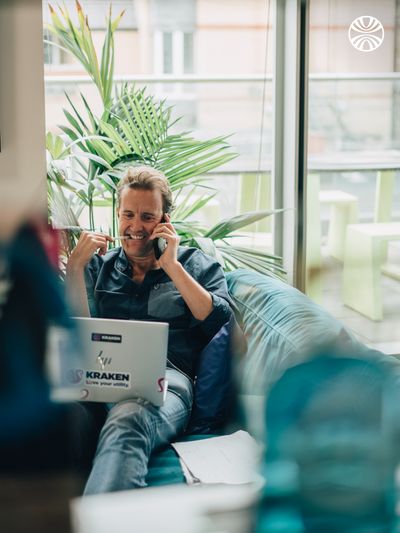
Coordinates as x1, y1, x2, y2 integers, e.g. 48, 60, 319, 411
153, 30, 194, 75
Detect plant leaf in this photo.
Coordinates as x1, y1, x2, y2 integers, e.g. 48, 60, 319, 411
205, 209, 284, 240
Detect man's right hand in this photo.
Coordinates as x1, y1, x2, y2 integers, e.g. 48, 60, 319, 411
67, 231, 113, 272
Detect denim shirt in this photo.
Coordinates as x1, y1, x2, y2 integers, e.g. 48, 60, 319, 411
84, 246, 233, 379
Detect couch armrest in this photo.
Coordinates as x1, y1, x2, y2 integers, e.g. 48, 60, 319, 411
226, 269, 387, 439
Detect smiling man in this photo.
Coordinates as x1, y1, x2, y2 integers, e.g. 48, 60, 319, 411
66, 165, 233, 494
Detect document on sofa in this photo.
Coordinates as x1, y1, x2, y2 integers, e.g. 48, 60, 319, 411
171, 431, 260, 485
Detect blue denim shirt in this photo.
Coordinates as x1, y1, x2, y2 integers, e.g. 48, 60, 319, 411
84, 246, 233, 379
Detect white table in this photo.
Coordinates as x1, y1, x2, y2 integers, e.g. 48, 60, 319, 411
71, 483, 259, 533
309, 150, 400, 223
306, 150, 400, 300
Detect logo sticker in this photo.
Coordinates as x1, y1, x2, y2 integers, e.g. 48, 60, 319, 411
91, 333, 122, 343
84, 370, 131, 389
81, 388, 89, 400
67, 368, 84, 384
348, 16, 384, 52
96, 350, 112, 369
157, 377, 165, 393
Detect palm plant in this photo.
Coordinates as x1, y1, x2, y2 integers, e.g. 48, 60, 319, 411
45, 1, 285, 279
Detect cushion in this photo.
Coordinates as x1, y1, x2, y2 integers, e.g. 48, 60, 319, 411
185, 316, 237, 434
225, 269, 365, 439
226, 269, 362, 392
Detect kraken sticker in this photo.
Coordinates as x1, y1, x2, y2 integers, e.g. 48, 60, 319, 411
84, 370, 131, 389
91, 333, 122, 343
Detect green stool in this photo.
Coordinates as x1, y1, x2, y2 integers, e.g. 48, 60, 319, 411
343, 222, 400, 321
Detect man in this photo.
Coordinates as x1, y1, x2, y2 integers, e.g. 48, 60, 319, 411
66, 166, 233, 494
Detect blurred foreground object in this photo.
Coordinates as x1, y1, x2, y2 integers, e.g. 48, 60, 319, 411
0, 222, 103, 533
256, 352, 400, 532
0, 0, 47, 242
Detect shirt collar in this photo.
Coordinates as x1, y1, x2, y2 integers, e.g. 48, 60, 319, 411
115, 247, 167, 281
115, 247, 131, 273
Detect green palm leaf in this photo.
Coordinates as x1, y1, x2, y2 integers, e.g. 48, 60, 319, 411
217, 246, 285, 279
205, 210, 284, 240
48, 2, 124, 107
173, 185, 217, 220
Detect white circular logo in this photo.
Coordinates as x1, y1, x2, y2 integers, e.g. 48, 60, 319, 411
348, 16, 384, 52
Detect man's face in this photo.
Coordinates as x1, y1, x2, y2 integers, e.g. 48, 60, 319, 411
117, 187, 164, 259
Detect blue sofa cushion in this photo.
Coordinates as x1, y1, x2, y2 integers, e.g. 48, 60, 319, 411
226, 269, 363, 394
186, 316, 237, 434
225, 269, 367, 439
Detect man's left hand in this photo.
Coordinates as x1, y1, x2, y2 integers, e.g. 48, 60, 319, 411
151, 213, 180, 272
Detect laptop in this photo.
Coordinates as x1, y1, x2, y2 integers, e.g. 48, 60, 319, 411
48, 317, 169, 406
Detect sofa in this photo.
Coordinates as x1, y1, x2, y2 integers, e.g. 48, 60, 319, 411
145, 268, 398, 487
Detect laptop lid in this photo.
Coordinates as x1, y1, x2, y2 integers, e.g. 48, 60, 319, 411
50, 317, 169, 406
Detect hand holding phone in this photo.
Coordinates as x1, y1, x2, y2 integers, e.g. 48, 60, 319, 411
153, 215, 167, 259
152, 213, 181, 269
153, 235, 167, 259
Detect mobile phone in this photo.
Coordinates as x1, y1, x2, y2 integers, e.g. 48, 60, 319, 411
153, 215, 167, 259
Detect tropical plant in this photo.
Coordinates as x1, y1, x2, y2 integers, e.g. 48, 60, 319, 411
45, 1, 285, 279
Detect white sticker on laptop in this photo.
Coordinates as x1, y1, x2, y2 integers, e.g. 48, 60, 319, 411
85, 370, 131, 388
91, 333, 122, 343
67, 368, 131, 389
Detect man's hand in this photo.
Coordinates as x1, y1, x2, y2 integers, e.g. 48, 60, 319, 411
66, 231, 113, 317
67, 231, 113, 272
151, 215, 213, 321
150, 214, 180, 272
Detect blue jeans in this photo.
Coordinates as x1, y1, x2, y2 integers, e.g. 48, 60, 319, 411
83, 368, 193, 495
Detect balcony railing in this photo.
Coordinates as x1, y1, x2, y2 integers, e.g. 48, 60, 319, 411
44, 73, 400, 84
44, 72, 400, 173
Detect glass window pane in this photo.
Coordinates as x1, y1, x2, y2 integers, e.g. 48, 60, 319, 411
306, 1, 400, 353
183, 32, 193, 74
43, 29, 53, 65
163, 32, 173, 74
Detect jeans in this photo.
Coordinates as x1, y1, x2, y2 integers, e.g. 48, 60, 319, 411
83, 368, 193, 495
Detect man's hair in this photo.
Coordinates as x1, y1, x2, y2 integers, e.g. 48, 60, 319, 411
117, 166, 173, 214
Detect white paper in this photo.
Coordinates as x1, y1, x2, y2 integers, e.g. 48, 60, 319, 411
171, 430, 260, 485
179, 457, 198, 484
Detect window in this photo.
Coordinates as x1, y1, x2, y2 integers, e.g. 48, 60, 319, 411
154, 31, 194, 75
304, 0, 400, 353
43, 29, 69, 66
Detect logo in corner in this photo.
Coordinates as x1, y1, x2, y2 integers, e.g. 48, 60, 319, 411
348, 16, 384, 52
80, 388, 89, 400
67, 368, 84, 384
157, 377, 165, 393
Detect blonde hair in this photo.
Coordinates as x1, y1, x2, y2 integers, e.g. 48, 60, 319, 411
117, 166, 173, 214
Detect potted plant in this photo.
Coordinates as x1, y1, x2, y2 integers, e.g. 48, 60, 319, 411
45, 1, 285, 279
